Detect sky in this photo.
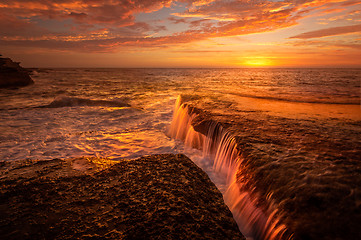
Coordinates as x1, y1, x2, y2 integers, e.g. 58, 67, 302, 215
1, 0, 360, 68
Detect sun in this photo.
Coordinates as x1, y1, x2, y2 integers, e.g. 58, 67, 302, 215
242, 57, 274, 67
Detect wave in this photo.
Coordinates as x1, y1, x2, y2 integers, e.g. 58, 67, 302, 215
38, 96, 130, 108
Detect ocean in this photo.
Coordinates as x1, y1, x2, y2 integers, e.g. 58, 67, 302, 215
1, 68, 360, 239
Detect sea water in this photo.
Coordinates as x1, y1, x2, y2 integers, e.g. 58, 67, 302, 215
1, 67, 360, 171
1, 68, 360, 238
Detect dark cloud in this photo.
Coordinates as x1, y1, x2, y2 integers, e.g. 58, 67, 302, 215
168, 16, 187, 24
69, 12, 88, 20
0, 13, 48, 37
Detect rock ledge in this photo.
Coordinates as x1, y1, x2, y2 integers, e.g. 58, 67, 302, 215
0, 154, 245, 240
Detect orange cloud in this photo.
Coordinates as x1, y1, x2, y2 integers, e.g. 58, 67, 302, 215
1, 0, 360, 53
290, 23, 361, 39
0, 0, 172, 26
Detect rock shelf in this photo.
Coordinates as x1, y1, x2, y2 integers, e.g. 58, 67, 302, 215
177, 95, 361, 240
0, 154, 245, 240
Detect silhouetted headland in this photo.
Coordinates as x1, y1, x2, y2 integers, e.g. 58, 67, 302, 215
0, 55, 33, 88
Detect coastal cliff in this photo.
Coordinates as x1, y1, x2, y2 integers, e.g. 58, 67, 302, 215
0, 154, 245, 240
0, 55, 33, 88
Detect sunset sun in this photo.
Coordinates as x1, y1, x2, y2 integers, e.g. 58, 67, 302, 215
242, 57, 275, 67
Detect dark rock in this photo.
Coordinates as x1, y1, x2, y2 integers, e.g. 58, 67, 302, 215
0, 55, 34, 88
0, 154, 245, 240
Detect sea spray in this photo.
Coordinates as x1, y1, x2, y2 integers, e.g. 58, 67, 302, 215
169, 95, 291, 240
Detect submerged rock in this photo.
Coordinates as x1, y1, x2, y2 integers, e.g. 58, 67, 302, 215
0, 154, 244, 240
0, 55, 33, 88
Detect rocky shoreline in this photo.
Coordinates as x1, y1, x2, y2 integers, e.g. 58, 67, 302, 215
0, 154, 245, 239
0, 55, 33, 88
178, 95, 361, 240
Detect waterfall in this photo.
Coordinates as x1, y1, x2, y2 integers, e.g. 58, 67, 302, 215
169, 96, 292, 240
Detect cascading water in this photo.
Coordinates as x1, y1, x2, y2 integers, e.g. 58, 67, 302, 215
169, 95, 292, 240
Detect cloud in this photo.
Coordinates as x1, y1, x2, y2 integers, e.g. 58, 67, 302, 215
318, 9, 361, 25
336, 43, 361, 49
168, 16, 187, 24
340, 0, 361, 7
1, 0, 360, 52
290, 23, 361, 39
0, 0, 172, 27
286, 38, 361, 52
0, 13, 49, 37
170, 50, 234, 53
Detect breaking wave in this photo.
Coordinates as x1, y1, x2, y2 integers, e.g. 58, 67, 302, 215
39, 96, 130, 108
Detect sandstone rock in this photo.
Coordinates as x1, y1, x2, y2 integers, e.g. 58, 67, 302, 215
0, 154, 245, 240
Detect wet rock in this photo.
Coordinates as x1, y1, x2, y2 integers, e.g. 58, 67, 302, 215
0, 55, 33, 88
0, 154, 244, 240
180, 96, 361, 240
